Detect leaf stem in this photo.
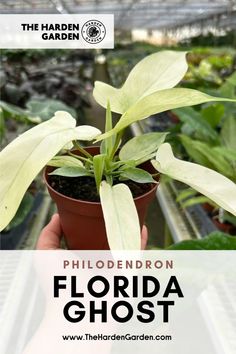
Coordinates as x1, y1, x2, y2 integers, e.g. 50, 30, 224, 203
73, 141, 92, 158
109, 130, 124, 160
106, 175, 113, 185
68, 151, 93, 164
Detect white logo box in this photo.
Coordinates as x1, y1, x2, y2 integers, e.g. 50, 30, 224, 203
0, 14, 114, 49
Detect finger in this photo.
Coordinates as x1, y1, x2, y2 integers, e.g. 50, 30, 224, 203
141, 225, 148, 250
36, 214, 62, 250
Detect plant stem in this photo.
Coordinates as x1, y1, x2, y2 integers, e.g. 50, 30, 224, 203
111, 172, 123, 177
68, 151, 92, 164
73, 141, 92, 158
106, 174, 113, 185
109, 130, 124, 160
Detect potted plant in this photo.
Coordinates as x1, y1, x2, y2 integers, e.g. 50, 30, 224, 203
1, 51, 236, 250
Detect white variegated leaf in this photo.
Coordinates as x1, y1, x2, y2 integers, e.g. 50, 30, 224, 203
0, 111, 98, 231
75, 125, 101, 141
152, 143, 236, 216
49, 166, 90, 177
119, 132, 168, 162
96, 88, 236, 141
100, 181, 140, 250
93, 51, 188, 113
47, 155, 83, 168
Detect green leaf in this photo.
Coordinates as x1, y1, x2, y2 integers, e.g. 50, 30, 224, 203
213, 146, 236, 162
120, 167, 157, 184
94, 51, 189, 113
93, 154, 106, 192
204, 148, 235, 180
0, 100, 38, 124
201, 104, 224, 128
179, 135, 213, 167
100, 181, 140, 250
152, 143, 236, 216
105, 101, 113, 149
220, 71, 236, 98
0, 100, 27, 118
225, 71, 236, 86
176, 188, 216, 208
100, 101, 115, 155
49, 166, 90, 177
180, 196, 210, 208
0, 111, 100, 231
179, 135, 235, 179
96, 88, 235, 141
176, 188, 198, 203
26, 98, 77, 121
221, 115, 236, 150
47, 155, 83, 168
222, 212, 236, 227
119, 132, 168, 162
174, 106, 220, 144
167, 232, 236, 250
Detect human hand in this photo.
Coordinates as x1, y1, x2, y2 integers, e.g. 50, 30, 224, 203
37, 214, 62, 250
37, 213, 148, 250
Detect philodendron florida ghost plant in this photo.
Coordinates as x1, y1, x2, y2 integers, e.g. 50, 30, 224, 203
1, 51, 236, 250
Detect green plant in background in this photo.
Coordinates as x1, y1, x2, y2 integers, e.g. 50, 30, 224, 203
167, 231, 236, 250
179, 133, 236, 182
0, 99, 77, 143
1, 49, 69, 62
1, 51, 236, 250
174, 186, 236, 229
183, 47, 235, 87
187, 60, 223, 87
176, 188, 215, 209
0, 100, 39, 142
25, 99, 77, 122
172, 69, 236, 228
173, 70, 236, 166
108, 45, 236, 90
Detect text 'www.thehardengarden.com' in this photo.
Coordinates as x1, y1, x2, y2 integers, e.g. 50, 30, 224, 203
62, 333, 172, 341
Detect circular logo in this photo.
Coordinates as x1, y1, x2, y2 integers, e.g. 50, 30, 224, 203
82, 20, 106, 44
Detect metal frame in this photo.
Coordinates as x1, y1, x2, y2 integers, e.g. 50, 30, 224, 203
0, 0, 236, 30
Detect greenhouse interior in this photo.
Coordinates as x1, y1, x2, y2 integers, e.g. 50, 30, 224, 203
1, 0, 236, 251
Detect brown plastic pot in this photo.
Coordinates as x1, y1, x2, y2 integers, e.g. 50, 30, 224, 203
202, 202, 214, 215
213, 218, 235, 235
44, 146, 158, 250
